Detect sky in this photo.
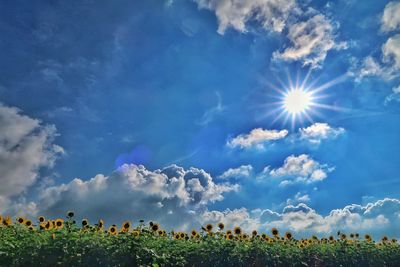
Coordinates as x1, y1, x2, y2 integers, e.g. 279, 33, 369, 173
1, 0, 400, 238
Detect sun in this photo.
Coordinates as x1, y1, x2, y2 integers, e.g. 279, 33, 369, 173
283, 88, 313, 115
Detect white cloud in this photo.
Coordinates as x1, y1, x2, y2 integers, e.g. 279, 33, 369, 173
265, 154, 334, 186
218, 165, 253, 179
0, 104, 64, 198
286, 192, 310, 205
382, 34, 400, 69
381, 1, 400, 33
299, 122, 345, 144
201, 198, 400, 238
385, 84, 400, 104
193, 0, 298, 34
3, 164, 238, 230
273, 14, 347, 68
227, 128, 288, 149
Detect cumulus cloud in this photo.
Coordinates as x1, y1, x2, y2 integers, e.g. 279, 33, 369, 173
0, 104, 64, 198
273, 14, 347, 68
299, 122, 345, 144
201, 198, 400, 238
218, 165, 253, 179
4, 164, 238, 230
264, 154, 334, 186
381, 1, 400, 33
382, 34, 400, 69
193, 0, 298, 34
227, 128, 288, 149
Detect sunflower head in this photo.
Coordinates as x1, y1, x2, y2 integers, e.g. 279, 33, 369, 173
81, 219, 89, 227
108, 225, 118, 235
340, 233, 347, 240
226, 234, 234, 240
151, 223, 159, 232
28, 226, 35, 231
382, 236, 388, 242
329, 235, 335, 241
218, 222, 224, 230
285, 232, 292, 240
179, 232, 185, 239
25, 220, 32, 227
226, 230, 232, 235
55, 218, 64, 229
3, 216, 12, 226
174, 233, 180, 240
67, 211, 74, 218
350, 233, 354, 238
17, 217, 25, 224
98, 219, 104, 229
205, 224, 213, 232
191, 230, 198, 236
132, 230, 140, 237
38, 216, 45, 223
122, 221, 131, 230
252, 230, 258, 236
45, 221, 53, 230
234, 226, 242, 235
365, 234, 372, 241
271, 228, 279, 237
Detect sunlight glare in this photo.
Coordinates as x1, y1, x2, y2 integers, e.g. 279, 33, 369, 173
284, 88, 312, 114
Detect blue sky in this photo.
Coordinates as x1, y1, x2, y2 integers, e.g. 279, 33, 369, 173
1, 0, 400, 237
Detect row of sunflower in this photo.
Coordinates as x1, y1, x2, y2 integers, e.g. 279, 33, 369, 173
0, 212, 399, 266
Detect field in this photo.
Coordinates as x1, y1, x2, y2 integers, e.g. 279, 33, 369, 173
0, 212, 399, 267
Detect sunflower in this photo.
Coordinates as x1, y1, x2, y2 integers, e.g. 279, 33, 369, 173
382, 236, 388, 242
151, 223, 159, 232
38, 216, 45, 223
355, 233, 359, 238
285, 232, 292, 240
252, 230, 258, 236
149, 221, 154, 226
340, 233, 347, 240
55, 218, 64, 229
191, 230, 198, 237
392, 238, 397, 244
261, 233, 267, 239
45, 221, 53, 230
81, 219, 89, 227
17, 217, 25, 224
226, 230, 232, 235
218, 222, 224, 230
28, 226, 35, 231
179, 232, 185, 239
226, 233, 234, 240
234, 226, 242, 235
205, 224, 213, 232
132, 230, 140, 237
97, 219, 104, 230
350, 233, 354, 238
329, 235, 335, 241
122, 221, 131, 231
174, 233, 180, 240
39, 222, 46, 230
271, 228, 279, 237
365, 234, 372, 241
25, 220, 33, 227
108, 225, 118, 235
3, 216, 12, 226
67, 211, 74, 218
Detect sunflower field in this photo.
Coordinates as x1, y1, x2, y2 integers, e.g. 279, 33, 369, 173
0, 212, 399, 267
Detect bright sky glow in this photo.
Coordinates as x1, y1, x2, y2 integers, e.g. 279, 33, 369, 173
284, 88, 313, 114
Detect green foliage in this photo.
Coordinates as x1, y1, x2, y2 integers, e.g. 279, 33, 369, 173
0, 214, 399, 267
